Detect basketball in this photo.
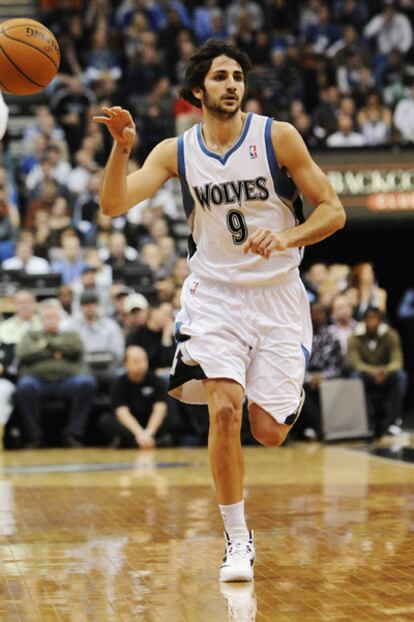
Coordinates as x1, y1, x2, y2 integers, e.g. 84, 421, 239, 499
0, 18, 60, 95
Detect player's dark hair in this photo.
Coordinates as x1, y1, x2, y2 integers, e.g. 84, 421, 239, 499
179, 39, 251, 109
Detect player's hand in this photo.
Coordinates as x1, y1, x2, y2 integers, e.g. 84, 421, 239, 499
92, 106, 136, 149
243, 229, 289, 259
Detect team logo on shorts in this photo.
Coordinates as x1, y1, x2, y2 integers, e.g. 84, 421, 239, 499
189, 278, 200, 295
249, 145, 257, 159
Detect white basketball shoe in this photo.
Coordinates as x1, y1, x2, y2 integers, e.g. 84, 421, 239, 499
220, 529, 255, 582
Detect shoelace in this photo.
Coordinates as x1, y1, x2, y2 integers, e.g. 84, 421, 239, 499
226, 540, 253, 564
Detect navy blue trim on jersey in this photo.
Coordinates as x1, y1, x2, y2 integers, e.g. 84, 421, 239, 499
301, 343, 310, 368
293, 195, 305, 225
196, 113, 253, 165
177, 134, 195, 219
168, 347, 207, 393
264, 117, 297, 202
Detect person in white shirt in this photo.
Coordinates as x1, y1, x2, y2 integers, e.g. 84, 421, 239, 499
328, 294, 357, 358
2, 239, 50, 274
363, 0, 413, 55
327, 114, 366, 147
393, 85, 414, 143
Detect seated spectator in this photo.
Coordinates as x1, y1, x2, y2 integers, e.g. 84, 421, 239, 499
348, 261, 387, 320
295, 302, 343, 440
45, 197, 72, 248
65, 291, 125, 376
302, 262, 329, 301
109, 284, 133, 329
363, 0, 413, 56
99, 231, 139, 269
157, 235, 177, 273
348, 307, 407, 437
71, 264, 111, 315
24, 178, 65, 229
328, 294, 357, 358
141, 242, 169, 280
393, 82, 414, 143
25, 145, 71, 193
50, 77, 96, 157
21, 105, 67, 156
357, 89, 392, 145
0, 187, 18, 262
171, 256, 190, 288
57, 284, 74, 316
84, 26, 122, 86
126, 301, 175, 373
326, 113, 366, 147
99, 346, 168, 448
123, 293, 149, 332
0, 290, 41, 357
51, 232, 86, 284
67, 148, 97, 197
15, 300, 97, 448
2, 238, 50, 275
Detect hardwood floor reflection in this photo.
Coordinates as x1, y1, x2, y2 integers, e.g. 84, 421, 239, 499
0, 438, 413, 621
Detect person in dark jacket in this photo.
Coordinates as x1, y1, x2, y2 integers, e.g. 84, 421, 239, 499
99, 346, 167, 448
348, 306, 407, 437
15, 299, 96, 447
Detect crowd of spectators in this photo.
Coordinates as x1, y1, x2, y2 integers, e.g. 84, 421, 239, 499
0, 254, 411, 448
0, 0, 413, 448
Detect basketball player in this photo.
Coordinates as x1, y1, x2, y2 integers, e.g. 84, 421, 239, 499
94, 39, 346, 583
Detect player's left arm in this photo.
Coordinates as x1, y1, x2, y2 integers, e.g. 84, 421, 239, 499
244, 122, 346, 258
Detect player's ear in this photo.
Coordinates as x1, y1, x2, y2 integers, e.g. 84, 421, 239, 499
192, 87, 203, 103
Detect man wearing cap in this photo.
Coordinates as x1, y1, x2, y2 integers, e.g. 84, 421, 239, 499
123, 293, 149, 332
65, 291, 125, 375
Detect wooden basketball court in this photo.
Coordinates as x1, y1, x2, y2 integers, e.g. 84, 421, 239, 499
0, 438, 413, 621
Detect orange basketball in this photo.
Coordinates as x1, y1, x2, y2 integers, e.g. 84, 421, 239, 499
0, 18, 60, 95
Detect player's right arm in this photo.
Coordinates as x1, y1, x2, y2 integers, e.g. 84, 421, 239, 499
93, 106, 178, 217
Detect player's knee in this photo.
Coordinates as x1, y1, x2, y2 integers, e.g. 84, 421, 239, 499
250, 419, 288, 447
211, 404, 242, 435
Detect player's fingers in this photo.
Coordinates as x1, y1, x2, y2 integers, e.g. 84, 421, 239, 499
92, 116, 110, 124
101, 106, 117, 116
243, 238, 253, 254
250, 231, 268, 253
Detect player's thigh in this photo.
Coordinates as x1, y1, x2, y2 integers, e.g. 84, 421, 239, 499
246, 315, 310, 423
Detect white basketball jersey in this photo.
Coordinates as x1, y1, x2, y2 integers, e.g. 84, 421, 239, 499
178, 113, 304, 287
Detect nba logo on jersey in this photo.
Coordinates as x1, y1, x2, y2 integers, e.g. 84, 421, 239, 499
189, 278, 200, 295
249, 145, 257, 159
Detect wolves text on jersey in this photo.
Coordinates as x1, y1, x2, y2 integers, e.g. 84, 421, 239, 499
192, 176, 270, 211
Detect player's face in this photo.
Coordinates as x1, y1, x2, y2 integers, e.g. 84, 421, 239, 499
199, 55, 245, 119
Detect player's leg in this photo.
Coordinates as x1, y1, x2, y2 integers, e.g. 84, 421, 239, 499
248, 391, 305, 447
204, 378, 245, 504
204, 378, 255, 582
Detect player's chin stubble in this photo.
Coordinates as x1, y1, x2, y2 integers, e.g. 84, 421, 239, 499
203, 90, 241, 120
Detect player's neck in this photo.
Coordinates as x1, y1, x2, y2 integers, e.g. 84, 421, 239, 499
201, 110, 246, 155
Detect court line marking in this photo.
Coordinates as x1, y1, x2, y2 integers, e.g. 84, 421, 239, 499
0, 461, 202, 475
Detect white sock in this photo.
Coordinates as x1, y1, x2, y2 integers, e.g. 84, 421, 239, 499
219, 500, 249, 539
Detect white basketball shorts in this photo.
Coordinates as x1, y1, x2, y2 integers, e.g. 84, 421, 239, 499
168, 270, 312, 424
